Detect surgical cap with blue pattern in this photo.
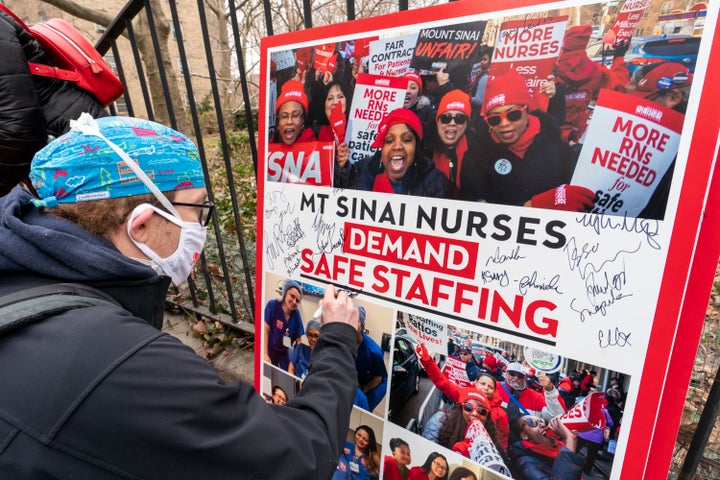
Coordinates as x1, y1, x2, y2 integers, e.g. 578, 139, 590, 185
31, 115, 205, 207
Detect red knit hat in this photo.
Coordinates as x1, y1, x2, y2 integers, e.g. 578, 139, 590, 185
276, 79, 309, 113
628, 62, 693, 98
371, 108, 423, 148
403, 71, 423, 93
483, 70, 535, 113
436, 89, 471, 120
483, 353, 497, 369
562, 25, 593, 52
459, 387, 489, 407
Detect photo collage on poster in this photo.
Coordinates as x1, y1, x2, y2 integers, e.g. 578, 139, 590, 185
259, 0, 710, 478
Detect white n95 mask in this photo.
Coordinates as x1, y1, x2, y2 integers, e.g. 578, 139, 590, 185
127, 203, 207, 286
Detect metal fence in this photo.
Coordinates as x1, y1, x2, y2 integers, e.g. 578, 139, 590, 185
92, 0, 720, 478
93, 0, 413, 334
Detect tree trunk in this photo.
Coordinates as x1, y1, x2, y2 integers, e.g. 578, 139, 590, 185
135, 0, 188, 131
39, 0, 188, 131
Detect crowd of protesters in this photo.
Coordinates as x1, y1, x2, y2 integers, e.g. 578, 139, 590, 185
268, 23, 693, 218
413, 339, 626, 479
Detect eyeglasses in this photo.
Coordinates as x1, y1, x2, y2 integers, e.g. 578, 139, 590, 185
279, 111, 303, 121
171, 201, 215, 226
438, 113, 468, 125
306, 332, 320, 339
506, 371, 525, 378
462, 402, 489, 417
522, 416, 547, 428
432, 460, 448, 472
486, 106, 527, 127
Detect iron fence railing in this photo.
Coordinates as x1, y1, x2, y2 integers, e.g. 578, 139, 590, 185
92, 1, 720, 478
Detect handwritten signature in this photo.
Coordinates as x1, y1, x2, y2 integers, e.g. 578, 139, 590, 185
283, 248, 301, 273
563, 237, 641, 280
264, 217, 305, 270
598, 327, 632, 348
570, 288, 633, 322
585, 263, 627, 304
518, 271, 562, 295
485, 245, 525, 266
313, 212, 344, 253
265, 188, 289, 210
480, 269, 510, 287
568, 251, 634, 322
577, 212, 661, 250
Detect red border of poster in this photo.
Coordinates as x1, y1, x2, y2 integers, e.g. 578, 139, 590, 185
256, 1, 720, 478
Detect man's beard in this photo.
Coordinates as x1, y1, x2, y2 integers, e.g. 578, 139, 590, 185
507, 377, 526, 391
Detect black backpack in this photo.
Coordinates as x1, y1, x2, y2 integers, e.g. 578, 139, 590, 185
0, 283, 120, 335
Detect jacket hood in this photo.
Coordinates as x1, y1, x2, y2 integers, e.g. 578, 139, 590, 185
0, 188, 171, 327
0, 188, 158, 282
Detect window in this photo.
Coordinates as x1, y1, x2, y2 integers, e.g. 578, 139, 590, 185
113, 95, 128, 115
177, 57, 190, 75
171, 24, 184, 41
660, 1, 674, 14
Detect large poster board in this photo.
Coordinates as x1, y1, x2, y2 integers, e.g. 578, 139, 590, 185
257, 1, 720, 479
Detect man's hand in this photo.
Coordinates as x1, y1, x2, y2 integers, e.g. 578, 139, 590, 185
318, 285, 359, 331
539, 372, 555, 392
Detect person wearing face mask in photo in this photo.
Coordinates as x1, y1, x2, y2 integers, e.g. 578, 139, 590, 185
289, 319, 321, 379
0, 114, 362, 480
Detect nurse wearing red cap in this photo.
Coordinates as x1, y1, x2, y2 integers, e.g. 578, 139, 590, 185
431, 89, 478, 198
460, 70, 595, 211
271, 79, 317, 146
421, 387, 506, 460
402, 71, 434, 133
627, 61, 693, 219
355, 108, 448, 198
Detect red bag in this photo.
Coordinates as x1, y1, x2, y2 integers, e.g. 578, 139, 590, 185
1, 5, 123, 106
28, 18, 124, 106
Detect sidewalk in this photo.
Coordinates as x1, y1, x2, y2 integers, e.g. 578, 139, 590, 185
162, 311, 255, 384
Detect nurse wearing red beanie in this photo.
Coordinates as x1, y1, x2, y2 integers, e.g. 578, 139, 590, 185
460, 70, 595, 211
354, 108, 448, 198
272, 79, 316, 146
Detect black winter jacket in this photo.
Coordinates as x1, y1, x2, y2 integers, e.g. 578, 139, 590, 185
0, 11, 107, 195
0, 188, 359, 479
460, 111, 578, 205
355, 150, 448, 198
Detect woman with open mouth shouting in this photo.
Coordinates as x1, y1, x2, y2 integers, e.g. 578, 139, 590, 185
355, 108, 447, 198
